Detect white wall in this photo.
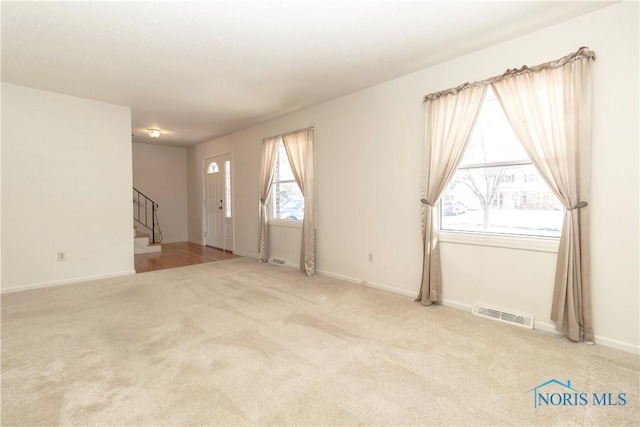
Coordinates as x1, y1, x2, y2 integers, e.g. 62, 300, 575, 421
2, 83, 134, 292
132, 143, 188, 243
187, 3, 639, 352
0, 83, 3, 290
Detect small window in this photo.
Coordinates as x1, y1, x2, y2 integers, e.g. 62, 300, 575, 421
271, 142, 304, 221
440, 88, 563, 238
225, 160, 231, 218
207, 162, 219, 174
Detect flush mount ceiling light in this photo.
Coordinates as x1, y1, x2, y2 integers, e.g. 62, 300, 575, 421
147, 128, 162, 138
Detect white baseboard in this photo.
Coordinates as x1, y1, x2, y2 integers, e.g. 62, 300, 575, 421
1, 270, 137, 294
593, 335, 640, 355
316, 269, 359, 284
317, 269, 639, 355
6, 260, 636, 355
535, 320, 639, 354
188, 238, 204, 245
233, 250, 259, 259
316, 269, 417, 299
365, 280, 417, 298
443, 300, 639, 355
538, 321, 639, 354
441, 299, 472, 312
532, 320, 560, 335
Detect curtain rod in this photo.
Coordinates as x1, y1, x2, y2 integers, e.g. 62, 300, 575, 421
263, 126, 314, 142
422, 46, 596, 103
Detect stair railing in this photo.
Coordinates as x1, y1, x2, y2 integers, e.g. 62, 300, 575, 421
133, 187, 163, 244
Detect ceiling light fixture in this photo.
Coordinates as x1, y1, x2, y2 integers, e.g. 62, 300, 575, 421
147, 128, 162, 138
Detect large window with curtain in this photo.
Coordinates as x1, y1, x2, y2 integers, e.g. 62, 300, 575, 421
440, 87, 563, 238
258, 127, 315, 276
418, 47, 595, 344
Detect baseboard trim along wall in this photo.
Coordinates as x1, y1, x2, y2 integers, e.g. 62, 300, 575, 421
316, 269, 639, 355
4, 257, 638, 355
592, 335, 640, 355
316, 269, 417, 299
1, 270, 137, 294
440, 299, 472, 312
533, 320, 639, 354
362, 279, 417, 299
233, 250, 259, 259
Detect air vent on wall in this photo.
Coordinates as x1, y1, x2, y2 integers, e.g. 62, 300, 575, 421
471, 303, 534, 329
270, 259, 286, 266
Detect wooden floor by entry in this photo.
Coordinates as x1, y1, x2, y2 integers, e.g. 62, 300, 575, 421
134, 241, 240, 273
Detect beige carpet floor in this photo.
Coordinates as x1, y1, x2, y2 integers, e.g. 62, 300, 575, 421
1, 257, 638, 426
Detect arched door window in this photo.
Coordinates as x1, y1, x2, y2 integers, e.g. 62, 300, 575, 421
207, 161, 220, 174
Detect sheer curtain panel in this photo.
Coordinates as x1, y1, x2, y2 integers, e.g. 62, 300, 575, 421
417, 85, 487, 305
258, 136, 280, 263
283, 128, 315, 276
492, 48, 595, 342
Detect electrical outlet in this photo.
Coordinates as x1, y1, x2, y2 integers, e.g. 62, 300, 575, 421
368, 253, 373, 263
57, 251, 66, 261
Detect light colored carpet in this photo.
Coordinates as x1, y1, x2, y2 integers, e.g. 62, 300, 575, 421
1, 257, 638, 426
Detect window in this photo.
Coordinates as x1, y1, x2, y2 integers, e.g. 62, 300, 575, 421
207, 162, 219, 174
440, 88, 563, 238
271, 142, 304, 221
225, 160, 231, 218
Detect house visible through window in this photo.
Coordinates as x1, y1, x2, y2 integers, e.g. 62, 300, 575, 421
271, 142, 304, 221
440, 87, 563, 238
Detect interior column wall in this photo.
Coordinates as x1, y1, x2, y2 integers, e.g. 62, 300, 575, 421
2, 83, 134, 291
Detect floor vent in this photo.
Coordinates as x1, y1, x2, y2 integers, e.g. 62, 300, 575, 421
270, 259, 286, 266
471, 303, 534, 330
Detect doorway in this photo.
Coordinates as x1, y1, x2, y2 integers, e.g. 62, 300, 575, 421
204, 154, 233, 251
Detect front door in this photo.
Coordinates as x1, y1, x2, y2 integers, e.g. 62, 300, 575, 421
204, 155, 232, 251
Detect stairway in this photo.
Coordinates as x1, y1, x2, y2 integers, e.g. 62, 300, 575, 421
134, 227, 162, 254
133, 187, 163, 254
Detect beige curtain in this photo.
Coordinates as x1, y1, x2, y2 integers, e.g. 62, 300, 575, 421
258, 136, 280, 263
283, 128, 315, 276
492, 51, 594, 342
417, 85, 487, 305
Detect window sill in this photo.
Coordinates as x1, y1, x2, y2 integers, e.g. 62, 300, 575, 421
439, 230, 559, 253
269, 219, 303, 229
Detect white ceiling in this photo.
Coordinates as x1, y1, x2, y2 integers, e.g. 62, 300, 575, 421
2, 1, 613, 147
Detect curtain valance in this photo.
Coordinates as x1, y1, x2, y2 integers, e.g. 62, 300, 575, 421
263, 126, 315, 143
423, 47, 595, 102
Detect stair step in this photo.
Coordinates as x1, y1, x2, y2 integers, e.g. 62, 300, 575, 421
134, 235, 161, 254
134, 245, 162, 254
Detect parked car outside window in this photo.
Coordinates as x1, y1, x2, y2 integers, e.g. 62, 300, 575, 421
443, 200, 466, 216
278, 199, 304, 220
